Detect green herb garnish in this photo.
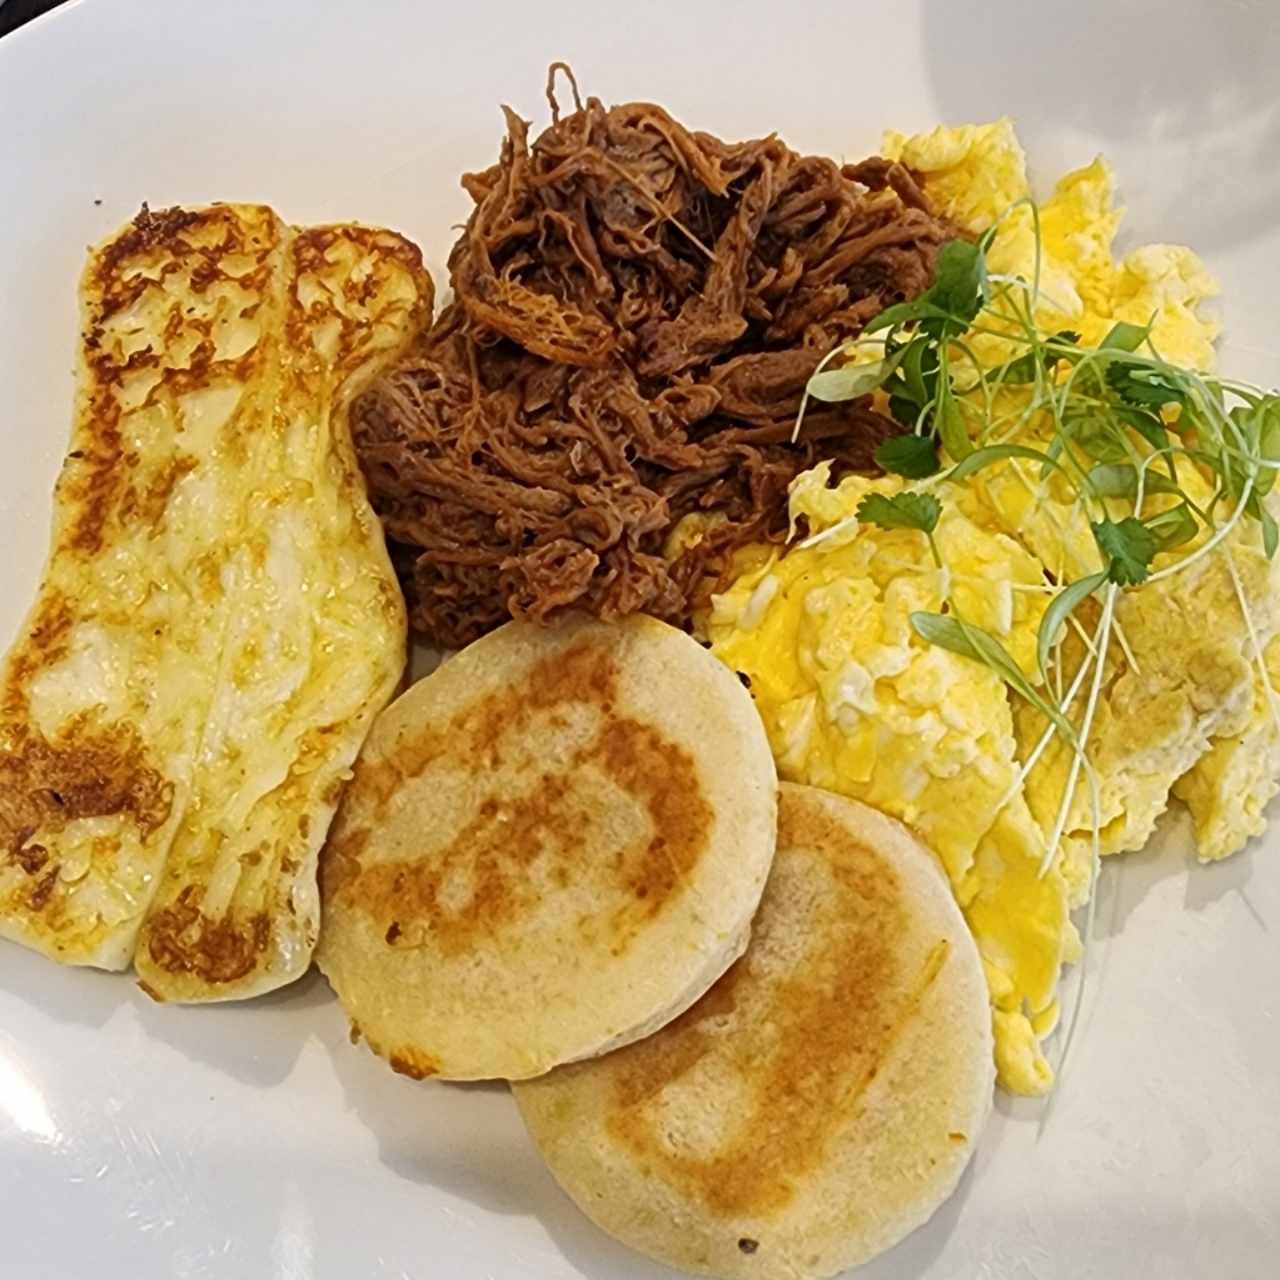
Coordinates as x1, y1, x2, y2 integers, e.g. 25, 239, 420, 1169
855, 491, 941, 534
857, 491, 942, 567
874, 434, 941, 479
910, 611, 1080, 746
1036, 571, 1108, 682
795, 200, 1280, 912
1092, 517, 1157, 585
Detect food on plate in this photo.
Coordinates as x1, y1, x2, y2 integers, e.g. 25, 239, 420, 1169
350, 70, 961, 649
515, 783, 993, 1280
316, 613, 778, 1080
884, 121, 1276, 862
2, 77, 1274, 1280
711, 466, 1073, 1094
709, 119, 1280, 1093
1170, 634, 1280, 859
0, 205, 430, 998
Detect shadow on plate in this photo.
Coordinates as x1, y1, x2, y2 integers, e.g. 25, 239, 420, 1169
0, 942, 127, 1032
321, 1017, 981, 1280
1092, 806, 1265, 943
1182, 840, 1267, 929
1092, 824, 1189, 944
323, 1026, 681, 1276
318, 1023, 671, 1269
129, 964, 335, 1089
322, 1027, 534, 1217
921, 0, 1280, 252
0, 945, 335, 1087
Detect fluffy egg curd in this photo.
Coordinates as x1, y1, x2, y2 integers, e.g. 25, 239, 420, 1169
707, 121, 1280, 1095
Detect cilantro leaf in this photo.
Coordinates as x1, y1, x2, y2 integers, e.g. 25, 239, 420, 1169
1037, 571, 1108, 682
1105, 362, 1188, 409
1228, 398, 1280, 499
807, 347, 908, 403
946, 443, 1070, 488
1260, 397, 1280, 467
1114, 405, 1171, 454
888, 393, 922, 426
924, 239, 987, 336
1070, 415, 1130, 463
856, 491, 941, 535
934, 378, 973, 461
880, 338, 939, 428
865, 297, 946, 335
894, 337, 938, 407
1069, 403, 1175, 480
1215, 400, 1280, 517
866, 237, 989, 340
998, 350, 1043, 385
874, 434, 941, 479
1092, 516, 1157, 585
1263, 507, 1279, 560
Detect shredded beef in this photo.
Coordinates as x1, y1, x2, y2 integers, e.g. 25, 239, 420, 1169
352, 67, 959, 648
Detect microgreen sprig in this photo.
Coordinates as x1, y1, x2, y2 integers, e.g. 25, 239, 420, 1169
795, 205, 1280, 898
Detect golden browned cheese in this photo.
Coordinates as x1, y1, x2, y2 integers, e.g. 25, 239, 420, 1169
317, 614, 779, 1081
0, 206, 432, 994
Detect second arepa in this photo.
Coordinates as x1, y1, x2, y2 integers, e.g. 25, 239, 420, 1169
316, 614, 778, 1080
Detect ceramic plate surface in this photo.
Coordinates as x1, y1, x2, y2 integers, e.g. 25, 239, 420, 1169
1, 2, 1278, 1276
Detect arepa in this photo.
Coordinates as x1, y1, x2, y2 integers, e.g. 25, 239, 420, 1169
514, 783, 994, 1280
317, 614, 778, 1081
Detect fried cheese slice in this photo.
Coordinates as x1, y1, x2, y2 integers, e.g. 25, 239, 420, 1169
0, 206, 430, 996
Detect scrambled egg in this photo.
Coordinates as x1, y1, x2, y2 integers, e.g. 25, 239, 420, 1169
710, 121, 1277, 1094
1174, 638, 1280, 859
1015, 544, 1279, 893
710, 467, 1073, 1092
882, 119, 1220, 368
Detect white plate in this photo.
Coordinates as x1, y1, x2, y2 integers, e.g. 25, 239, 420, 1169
2, 1, 1278, 1276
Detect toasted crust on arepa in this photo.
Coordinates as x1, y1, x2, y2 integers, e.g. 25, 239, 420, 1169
316, 614, 778, 1081
515, 783, 994, 1280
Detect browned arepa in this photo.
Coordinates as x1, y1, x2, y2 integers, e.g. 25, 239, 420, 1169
516, 784, 994, 1279
317, 614, 778, 1080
